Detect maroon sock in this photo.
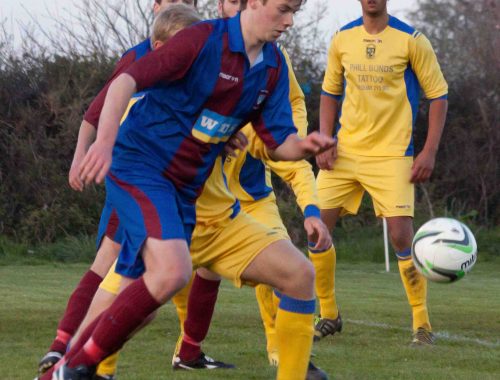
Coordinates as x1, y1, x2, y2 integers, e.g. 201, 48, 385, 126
65, 313, 103, 362
68, 277, 161, 368
179, 274, 220, 361
49, 270, 103, 353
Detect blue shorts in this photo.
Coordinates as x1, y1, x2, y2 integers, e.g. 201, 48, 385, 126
106, 171, 195, 279
96, 198, 124, 250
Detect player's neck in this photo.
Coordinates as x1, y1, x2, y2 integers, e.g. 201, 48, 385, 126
362, 11, 389, 35
240, 12, 266, 66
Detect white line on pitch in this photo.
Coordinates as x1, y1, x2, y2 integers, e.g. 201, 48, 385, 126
346, 319, 500, 348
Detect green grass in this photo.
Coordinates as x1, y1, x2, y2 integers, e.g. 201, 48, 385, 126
1, 261, 499, 379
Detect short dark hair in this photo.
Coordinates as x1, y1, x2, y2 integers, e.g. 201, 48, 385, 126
240, 0, 306, 10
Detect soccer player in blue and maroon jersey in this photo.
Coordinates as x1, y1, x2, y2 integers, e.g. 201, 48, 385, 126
46, 1, 335, 379
37, 1, 199, 378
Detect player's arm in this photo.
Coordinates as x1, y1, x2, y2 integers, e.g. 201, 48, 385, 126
268, 158, 331, 249
79, 24, 212, 185
317, 95, 340, 170
409, 33, 449, 183
410, 98, 448, 183
69, 120, 97, 191
263, 48, 329, 247
69, 50, 138, 191
317, 32, 343, 170
268, 133, 335, 161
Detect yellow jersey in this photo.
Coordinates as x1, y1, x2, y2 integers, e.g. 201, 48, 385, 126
224, 45, 320, 218
322, 16, 448, 157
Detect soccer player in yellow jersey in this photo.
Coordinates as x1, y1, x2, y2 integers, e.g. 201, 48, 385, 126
173, 0, 340, 366
316, 0, 448, 345
223, 31, 340, 366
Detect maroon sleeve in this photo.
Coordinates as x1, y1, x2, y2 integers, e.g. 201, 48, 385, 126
83, 51, 137, 128
126, 22, 213, 91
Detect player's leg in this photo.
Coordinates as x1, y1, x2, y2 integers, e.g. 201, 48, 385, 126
173, 267, 234, 369
74, 262, 123, 379
37, 204, 121, 376
308, 211, 342, 341
241, 239, 316, 380
44, 238, 192, 380
170, 272, 194, 363
315, 154, 363, 341
254, 283, 280, 365
386, 216, 433, 345
365, 155, 433, 345
242, 199, 289, 366
44, 174, 194, 379
171, 272, 195, 336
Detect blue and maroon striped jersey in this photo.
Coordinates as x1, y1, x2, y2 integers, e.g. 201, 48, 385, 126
111, 13, 297, 203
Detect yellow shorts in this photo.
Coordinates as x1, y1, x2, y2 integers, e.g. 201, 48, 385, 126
241, 197, 290, 238
316, 152, 414, 218
99, 261, 121, 295
190, 211, 285, 288
99, 208, 286, 292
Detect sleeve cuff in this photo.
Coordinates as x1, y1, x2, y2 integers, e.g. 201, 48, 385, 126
304, 205, 321, 219
429, 94, 448, 101
321, 90, 342, 101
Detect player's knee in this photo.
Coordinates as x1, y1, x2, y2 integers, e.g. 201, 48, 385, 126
299, 260, 316, 287
390, 231, 412, 253
284, 260, 315, 298
168, 269, 193, 293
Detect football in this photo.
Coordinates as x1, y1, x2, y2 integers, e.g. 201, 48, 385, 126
411, 218, 477, 283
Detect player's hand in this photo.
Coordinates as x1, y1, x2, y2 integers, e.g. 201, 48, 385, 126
225, 131, 248, 157
315, 138, 338, 170
79, 141, 113, 186
411, 148, 437, 183
299, 132, 336, 158
304, 216, 332, 251
69, 155, 84, 191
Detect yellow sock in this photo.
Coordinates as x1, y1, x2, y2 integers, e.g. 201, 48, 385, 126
96, 351, 119, 378
309, 245, 338, 319
171, 272, 194, 334
255, 284, 278, 357
171, 272, 194, 359
398, 257, 431, 331
275, 295, 314, 380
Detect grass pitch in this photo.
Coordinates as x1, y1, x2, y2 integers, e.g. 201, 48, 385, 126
1, 261, 499, 379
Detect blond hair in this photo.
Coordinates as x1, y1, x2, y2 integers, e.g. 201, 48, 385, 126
152, 4, 202, 44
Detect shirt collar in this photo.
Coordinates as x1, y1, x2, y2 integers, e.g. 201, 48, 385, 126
227, 12, 278, 68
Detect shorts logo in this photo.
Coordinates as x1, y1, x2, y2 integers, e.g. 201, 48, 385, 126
192, 109, 242, 144
366, 44, 376, 59
396, 205, 411, 209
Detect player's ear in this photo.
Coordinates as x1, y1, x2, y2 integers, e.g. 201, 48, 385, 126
153, 2, 160, 15
153, 40, 164, 50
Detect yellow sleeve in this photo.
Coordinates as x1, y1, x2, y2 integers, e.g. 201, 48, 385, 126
278, 45, 308, 138
321, 32, 344, 96
409, 33, 448, 99
245, 124, 271, 161
245, 127, 320, 216
240, 45, 319, 216
264, 157, 319, 215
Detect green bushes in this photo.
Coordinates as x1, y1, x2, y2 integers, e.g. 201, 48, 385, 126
0, 53, 114, 243
0, 0, 498, 250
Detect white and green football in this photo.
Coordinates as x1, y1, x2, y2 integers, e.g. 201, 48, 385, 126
411, 218, 477, 283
